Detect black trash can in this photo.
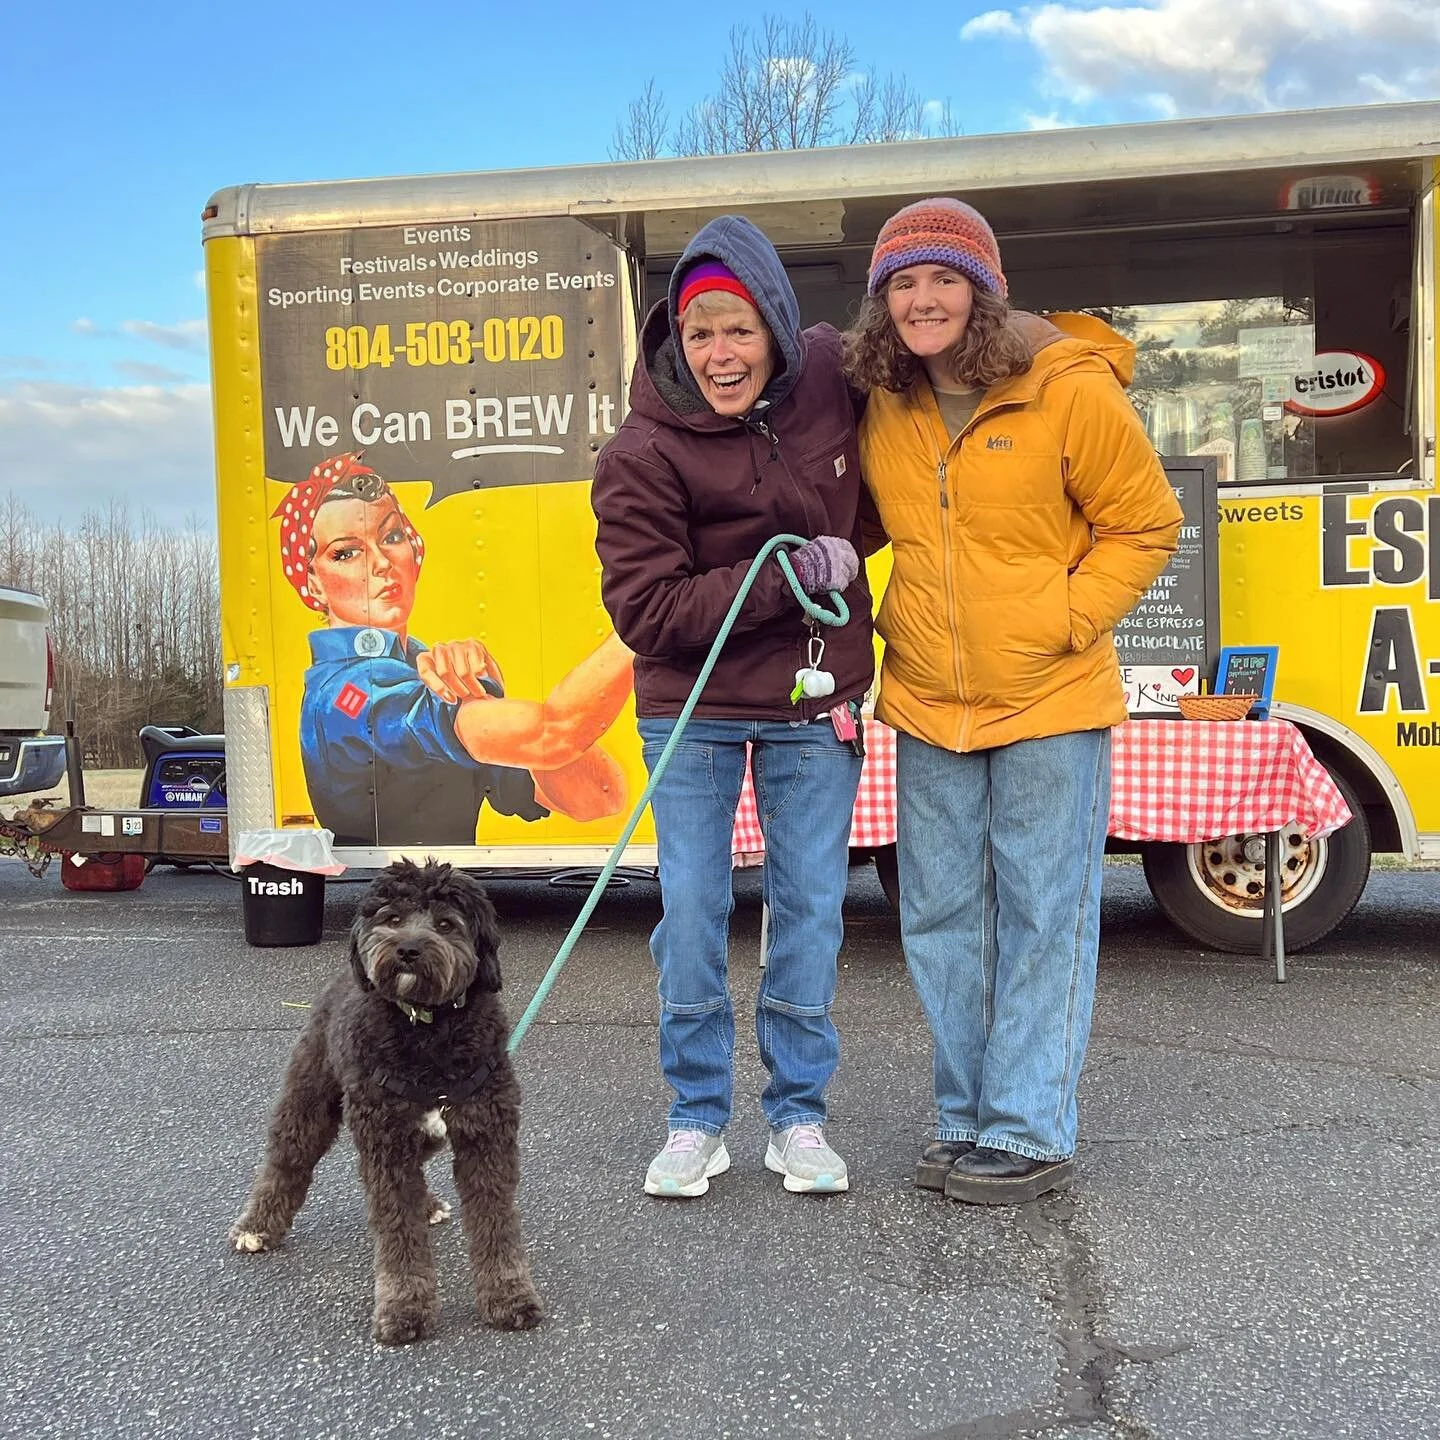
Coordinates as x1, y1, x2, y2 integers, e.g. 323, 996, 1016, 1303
240, 862, 326, 946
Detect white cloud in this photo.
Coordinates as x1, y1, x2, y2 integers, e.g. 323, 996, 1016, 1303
120, 319, 208, 352
964, 0, 1440, 117
1023, 110, 1076, 129
114, 360, 194, 384
960, 10, 1023, 39
71, 316, 209, 353
0, 355, 57, 377
0, 381, 215, 528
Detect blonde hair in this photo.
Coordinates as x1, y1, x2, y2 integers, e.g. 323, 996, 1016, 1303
844, 283, 1031, 394
680, 289, 768, 330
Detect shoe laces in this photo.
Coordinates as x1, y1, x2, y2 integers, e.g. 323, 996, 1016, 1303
787, 1123, 825, 1150
664, 1129, 704, 1154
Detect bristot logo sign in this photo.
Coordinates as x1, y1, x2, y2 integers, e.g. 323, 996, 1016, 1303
1285, 352, 1386, 418
1281, 175, 1380, 211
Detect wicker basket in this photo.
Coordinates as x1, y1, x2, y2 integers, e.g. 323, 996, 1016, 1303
1177, 693, 1257, 722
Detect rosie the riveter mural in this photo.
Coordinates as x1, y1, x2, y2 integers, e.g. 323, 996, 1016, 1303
255, 217, 635, 847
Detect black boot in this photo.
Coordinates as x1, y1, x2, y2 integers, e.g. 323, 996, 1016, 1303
943, 1146, 1073, 1205
914, 1140, 974, 1192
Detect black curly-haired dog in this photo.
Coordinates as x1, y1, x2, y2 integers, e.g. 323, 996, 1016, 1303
229, 858, 542, 1344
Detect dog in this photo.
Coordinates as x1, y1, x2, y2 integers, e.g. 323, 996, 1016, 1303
228, 858, 543, 1344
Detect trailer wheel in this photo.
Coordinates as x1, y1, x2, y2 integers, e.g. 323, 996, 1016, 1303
1140, 769, 1370, 954
873, 844, 901, 911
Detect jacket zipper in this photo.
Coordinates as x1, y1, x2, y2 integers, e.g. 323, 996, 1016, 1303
741, 414, 825, 723
932, 441, 970, 750
746, 416, 781, 493
924, 389, 1026, 751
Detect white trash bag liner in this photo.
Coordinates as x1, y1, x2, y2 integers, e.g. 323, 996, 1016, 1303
232, 828, 345, 876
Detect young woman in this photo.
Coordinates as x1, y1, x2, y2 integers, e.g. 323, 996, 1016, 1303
592, 216, 874, 1198
276, 452, 632, 845
845, 198, 1184, 1204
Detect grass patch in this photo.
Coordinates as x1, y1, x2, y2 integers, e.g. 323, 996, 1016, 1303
6, 769, 144, 812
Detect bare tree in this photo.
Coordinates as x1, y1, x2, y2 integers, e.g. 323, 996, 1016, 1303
611, 78, 670, 162
850, 72, 935, 145
614, 12, 959, 159
0, 490, 222, 766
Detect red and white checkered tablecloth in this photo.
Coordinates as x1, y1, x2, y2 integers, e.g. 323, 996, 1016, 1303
731, 716, 1351, 859
1106, 718, 1351, 843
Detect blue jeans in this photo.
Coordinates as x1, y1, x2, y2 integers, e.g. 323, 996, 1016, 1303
638, 716, 863, 1136
896, 728, 1111, 1162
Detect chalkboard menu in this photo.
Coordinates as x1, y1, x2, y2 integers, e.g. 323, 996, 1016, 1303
1116, 457, 1220, 716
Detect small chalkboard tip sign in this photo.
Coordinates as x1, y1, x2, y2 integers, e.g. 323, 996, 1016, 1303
1215, 645, 1278, 719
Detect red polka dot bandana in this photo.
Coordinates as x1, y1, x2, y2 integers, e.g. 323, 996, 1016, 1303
272, 453, 424, 612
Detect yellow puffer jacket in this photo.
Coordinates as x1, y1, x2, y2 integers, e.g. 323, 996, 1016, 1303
859, 311, 1184, 752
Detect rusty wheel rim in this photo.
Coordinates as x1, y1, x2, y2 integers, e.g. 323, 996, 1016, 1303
1182, 824, 1328, 917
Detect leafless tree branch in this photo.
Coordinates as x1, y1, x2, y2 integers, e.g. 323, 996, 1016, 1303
618, 12, 962, 158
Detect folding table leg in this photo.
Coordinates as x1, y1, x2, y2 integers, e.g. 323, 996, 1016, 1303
1263, 830, 1286, 983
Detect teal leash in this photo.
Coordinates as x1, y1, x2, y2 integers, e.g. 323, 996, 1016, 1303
507, 534, 850, 1055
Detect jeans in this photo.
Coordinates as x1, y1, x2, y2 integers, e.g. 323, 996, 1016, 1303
896, 727, 1111, 1162
638, 716, 863, 1135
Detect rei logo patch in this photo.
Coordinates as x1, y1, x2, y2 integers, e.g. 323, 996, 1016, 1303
986, 435, 1014, 451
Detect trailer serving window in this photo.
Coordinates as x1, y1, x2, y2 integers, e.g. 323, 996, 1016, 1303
641, 152, 1431, 491
1008, 215, 1415, 487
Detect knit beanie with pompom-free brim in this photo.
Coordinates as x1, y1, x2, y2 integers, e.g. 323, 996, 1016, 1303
867, 197, 1007, 299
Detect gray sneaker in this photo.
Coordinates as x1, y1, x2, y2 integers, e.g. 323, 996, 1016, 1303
765, 1123, 849, 1193
643, 1128, 731, 1198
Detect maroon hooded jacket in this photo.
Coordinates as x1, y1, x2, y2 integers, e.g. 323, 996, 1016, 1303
591, 217, 875, 722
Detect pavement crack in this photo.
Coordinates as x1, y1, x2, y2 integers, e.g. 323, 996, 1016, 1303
922, 1195, 1182, 1439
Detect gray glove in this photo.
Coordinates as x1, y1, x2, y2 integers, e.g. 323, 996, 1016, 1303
789, 535, 859, 595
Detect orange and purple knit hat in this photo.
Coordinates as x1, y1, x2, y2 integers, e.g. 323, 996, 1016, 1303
867, 197, 1007, 299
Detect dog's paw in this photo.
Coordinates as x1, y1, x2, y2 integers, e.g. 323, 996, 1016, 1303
425, 1193, 452, 1225
482, 1288, 544, 1331
228, 1221, 270, 1253
372, 1304, 436, 1346
419, 1109, 448, 1142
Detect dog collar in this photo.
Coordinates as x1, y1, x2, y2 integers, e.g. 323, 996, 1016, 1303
393, 991, 468, 1026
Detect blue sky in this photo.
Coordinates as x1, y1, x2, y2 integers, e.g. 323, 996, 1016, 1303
3, 0, 1437, 526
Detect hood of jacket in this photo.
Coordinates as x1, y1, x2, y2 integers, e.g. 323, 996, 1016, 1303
634, 214, 805, 426
1001, 309, 1138, 395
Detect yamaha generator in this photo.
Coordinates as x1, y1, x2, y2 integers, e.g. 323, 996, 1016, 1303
138, 725, 227, 810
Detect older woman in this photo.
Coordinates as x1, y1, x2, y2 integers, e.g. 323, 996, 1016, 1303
278, 452, 632, 845
845, 199, 1184, 1204
592, 216, 874, 1198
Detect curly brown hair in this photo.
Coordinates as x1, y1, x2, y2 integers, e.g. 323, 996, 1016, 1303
843, 284, 1032, 394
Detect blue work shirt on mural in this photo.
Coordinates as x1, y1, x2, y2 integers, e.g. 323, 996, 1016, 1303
299, 626, 547, 845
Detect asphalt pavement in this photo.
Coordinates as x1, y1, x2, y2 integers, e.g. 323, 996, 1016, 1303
1, 855, 1437, 1440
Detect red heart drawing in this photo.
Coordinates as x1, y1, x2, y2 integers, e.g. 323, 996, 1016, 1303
1172, 667, 1196, 685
